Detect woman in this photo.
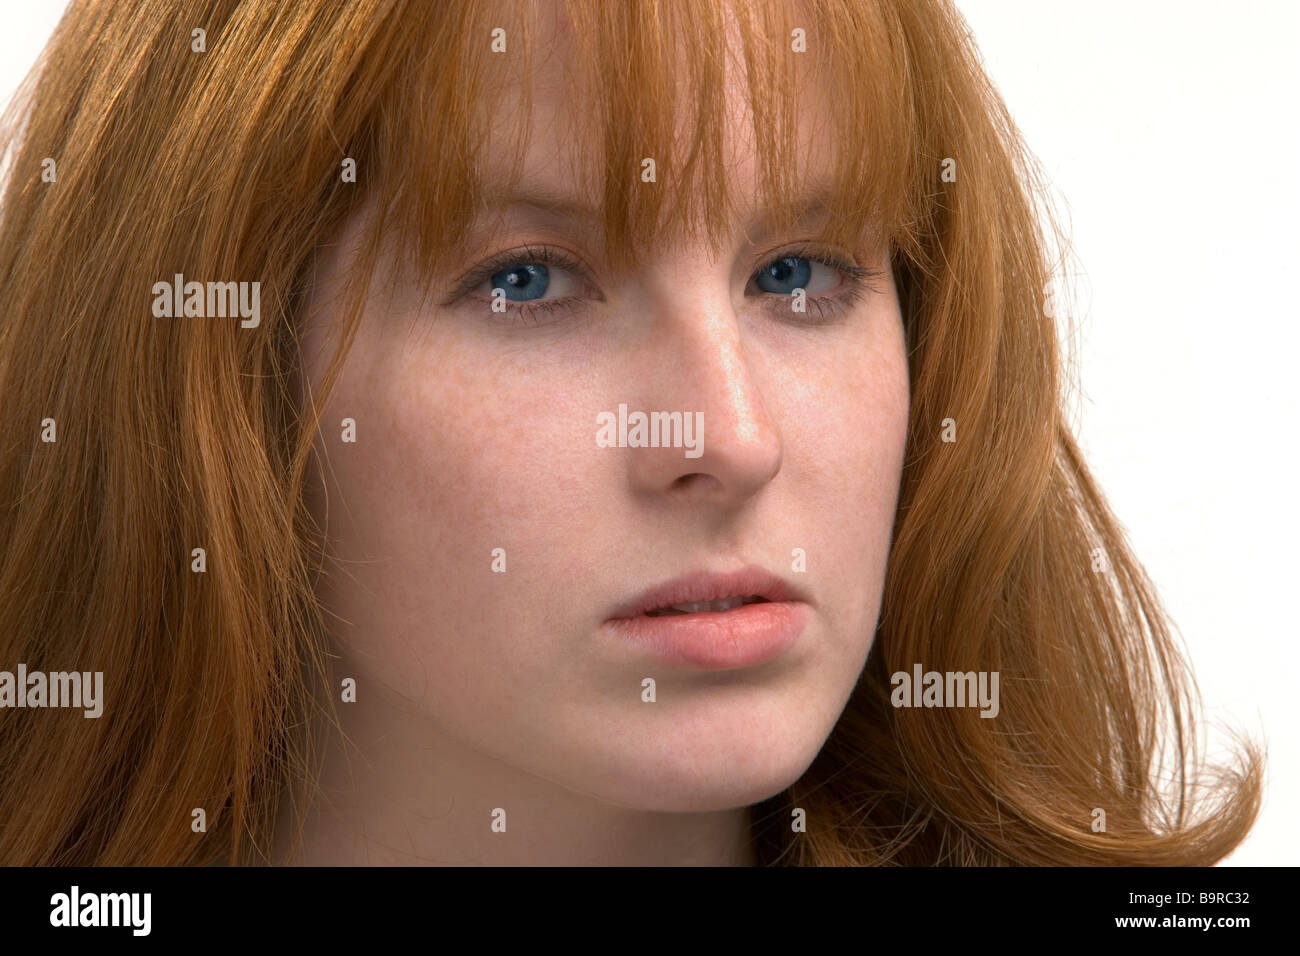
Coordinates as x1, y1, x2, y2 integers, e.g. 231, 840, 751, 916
0, 0, 1261, 865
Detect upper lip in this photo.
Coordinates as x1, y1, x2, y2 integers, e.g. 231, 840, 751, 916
606, 565, 810, 620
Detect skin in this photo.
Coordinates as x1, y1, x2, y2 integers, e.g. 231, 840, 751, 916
277, 3, 909, 865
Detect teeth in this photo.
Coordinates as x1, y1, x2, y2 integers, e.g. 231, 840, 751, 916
645, 595, 766, 617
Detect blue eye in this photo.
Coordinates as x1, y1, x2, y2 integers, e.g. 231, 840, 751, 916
754, 256, 842, 296
490, 263, 550, 301
756, 257, 811, 294
473, 252, 583, 305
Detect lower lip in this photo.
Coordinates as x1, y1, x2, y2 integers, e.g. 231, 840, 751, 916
604, 601, 808, 670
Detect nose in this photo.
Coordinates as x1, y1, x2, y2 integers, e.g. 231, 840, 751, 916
617, 271, 784, 509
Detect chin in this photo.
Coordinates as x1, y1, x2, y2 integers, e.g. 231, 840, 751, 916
571, 726, 825, 813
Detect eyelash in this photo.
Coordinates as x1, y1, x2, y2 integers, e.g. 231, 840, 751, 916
448, 243, 886, 326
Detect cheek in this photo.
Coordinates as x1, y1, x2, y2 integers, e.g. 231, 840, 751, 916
308, 324, 605, 725
839, 325, 909, 518
772, 314, 909, 640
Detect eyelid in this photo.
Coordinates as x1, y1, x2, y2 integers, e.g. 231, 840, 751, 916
753, 242, 888, 295
441, 244, 597, 306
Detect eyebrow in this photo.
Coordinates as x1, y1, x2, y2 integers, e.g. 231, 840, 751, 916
471, 178, 844, 235
472, 183, 603, 227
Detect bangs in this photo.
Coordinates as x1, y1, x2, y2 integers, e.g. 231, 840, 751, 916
367, 0, 928, 284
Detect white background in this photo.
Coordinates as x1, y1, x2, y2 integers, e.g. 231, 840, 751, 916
2, 1, 1295, 865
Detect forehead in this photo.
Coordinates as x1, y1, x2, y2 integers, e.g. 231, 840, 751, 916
473, 0, 843, 247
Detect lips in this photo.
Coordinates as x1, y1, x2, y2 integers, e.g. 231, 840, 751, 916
604, 566, 811, 670
606, 567, 805, 621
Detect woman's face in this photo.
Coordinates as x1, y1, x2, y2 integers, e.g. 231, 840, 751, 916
298, 9, 909, 817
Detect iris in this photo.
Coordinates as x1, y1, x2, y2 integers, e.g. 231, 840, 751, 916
755, 256, 812, 294
492, 263, 549, 301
